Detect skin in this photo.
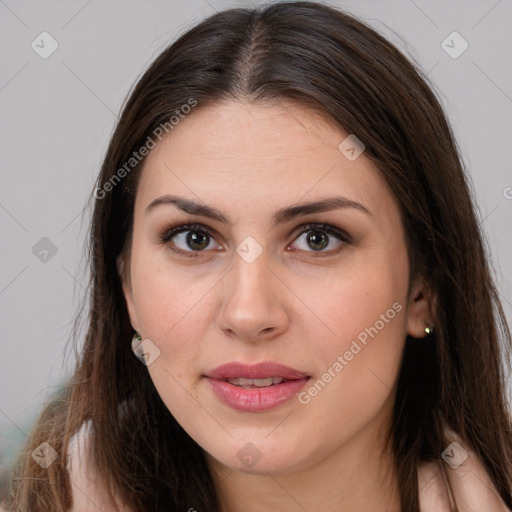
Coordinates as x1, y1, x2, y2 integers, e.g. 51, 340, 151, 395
418, 428, 511, 512
63, 425, 510, 511
118, 99, 439, 511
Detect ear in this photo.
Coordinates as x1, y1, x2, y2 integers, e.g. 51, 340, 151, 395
406, 276, 436, 339
117, 254, 140, 333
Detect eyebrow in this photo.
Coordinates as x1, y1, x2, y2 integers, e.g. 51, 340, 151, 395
145, 194, 372, 227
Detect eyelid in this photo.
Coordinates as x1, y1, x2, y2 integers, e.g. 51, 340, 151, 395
157, 221, 352, 256
159, 222, 218, 244
292, 222, 351, 243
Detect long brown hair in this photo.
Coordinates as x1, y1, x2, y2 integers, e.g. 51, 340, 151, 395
3, 2, 511, 510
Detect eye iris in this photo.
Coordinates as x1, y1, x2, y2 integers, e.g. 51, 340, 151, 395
177, 226, 335, 252
307, 230, 328, 251
186, 231, 209, 250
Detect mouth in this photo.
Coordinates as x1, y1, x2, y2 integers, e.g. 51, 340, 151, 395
204, 362, 311, 412
205, 361, 309, 380
223, 376, 291, 388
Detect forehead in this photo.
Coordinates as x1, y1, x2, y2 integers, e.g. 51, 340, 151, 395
135, 99, 398, 223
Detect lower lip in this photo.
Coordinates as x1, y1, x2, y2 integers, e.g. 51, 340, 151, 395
206, 377, 310, 412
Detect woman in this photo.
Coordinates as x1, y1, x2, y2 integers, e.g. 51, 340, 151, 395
2, 2, 511, 511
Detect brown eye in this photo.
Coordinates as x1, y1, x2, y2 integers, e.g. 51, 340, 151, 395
289, 223, 351, 255
185, 231, 211, 251
305, 230, 329, 251
160, 223, 222, 256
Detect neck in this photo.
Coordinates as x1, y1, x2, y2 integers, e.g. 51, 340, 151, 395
207, 404, 401, 512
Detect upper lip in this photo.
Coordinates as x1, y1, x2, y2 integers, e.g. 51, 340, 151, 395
205, 362, 309, 380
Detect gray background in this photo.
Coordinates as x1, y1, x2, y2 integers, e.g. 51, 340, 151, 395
1, 0, 511, 471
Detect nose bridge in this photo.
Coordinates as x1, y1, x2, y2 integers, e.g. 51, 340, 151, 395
216, 243, 287, 340
227, 245, 274, 306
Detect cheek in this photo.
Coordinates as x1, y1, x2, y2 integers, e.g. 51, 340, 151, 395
304, 249, 408, 348
294, 250, 408, 429
128, 252, 215, 424
294, 295, 406, 446
305, 278, 406, 386
128, 264, 210, 405
130, 244, 216, 341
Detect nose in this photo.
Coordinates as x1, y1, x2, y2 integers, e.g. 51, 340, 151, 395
216, 249, 289, 343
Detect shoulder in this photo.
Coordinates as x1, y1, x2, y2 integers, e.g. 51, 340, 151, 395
67, 421, 131, 512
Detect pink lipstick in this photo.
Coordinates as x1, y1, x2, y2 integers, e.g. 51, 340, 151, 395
205, 362, 310, 412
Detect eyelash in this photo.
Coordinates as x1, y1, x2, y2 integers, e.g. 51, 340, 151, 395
158, 222, 352, 258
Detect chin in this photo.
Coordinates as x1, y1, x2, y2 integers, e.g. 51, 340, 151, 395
208, 438, 312, 476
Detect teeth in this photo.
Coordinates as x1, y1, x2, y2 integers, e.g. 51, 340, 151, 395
226, 377, 285, 388
253, 378, 273, 387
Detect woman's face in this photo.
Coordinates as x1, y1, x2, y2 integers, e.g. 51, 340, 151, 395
121, 100, 430, 476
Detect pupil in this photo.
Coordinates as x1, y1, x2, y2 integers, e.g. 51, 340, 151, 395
184, 230, 328, 251
187, 231, 209, 250
308, 231, 328, 251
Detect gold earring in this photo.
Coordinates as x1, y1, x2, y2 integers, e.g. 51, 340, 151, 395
132, 332, 142, 350
422, 322, 434, 335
